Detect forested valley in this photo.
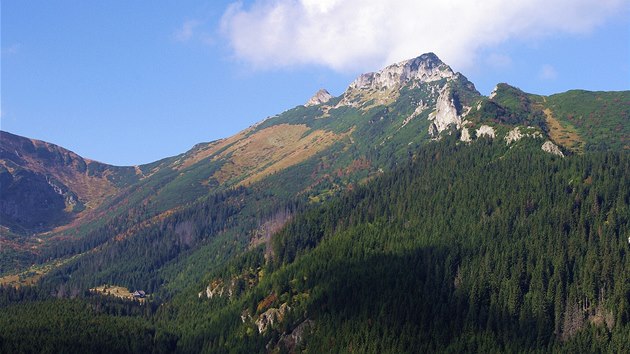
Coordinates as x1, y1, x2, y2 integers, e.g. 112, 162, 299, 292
2, 137, 629, 352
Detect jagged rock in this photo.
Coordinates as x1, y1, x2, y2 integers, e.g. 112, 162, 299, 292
256, 303, 289, 333
277, 319, 314, 352
461, 106, 473, 118
45, 176, 80, 210
204, 279, 224, 299
348, 53, 454, 91
428, 87, 462, 137
542, 141, 565, 157
200, 269, 261, 300
505, 127, 524, 144
489, 85, 499, 99
476, 125, 496, 139
305, 89, 333, 106
335, 53, 480, 112
460, 128, 471, 142
505, 126, 543, 144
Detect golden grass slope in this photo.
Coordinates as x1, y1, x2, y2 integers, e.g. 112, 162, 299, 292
543, 108, 584, 153
211, 124, 352, 186
173, 127, 255, 171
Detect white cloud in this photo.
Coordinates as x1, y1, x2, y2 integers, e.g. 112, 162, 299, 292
221, 0, 626, 72
174, 20, 201, 42
539, 64, 558, 80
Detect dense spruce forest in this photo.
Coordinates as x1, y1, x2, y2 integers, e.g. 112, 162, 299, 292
2, 137, 629, 352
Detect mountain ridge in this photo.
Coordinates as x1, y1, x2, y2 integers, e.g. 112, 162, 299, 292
0, 52, 628, 275
0, 131, 143, 233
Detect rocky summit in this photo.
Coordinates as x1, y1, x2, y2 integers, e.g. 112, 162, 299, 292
348, 52, 454, 90
305, 89, 333, 106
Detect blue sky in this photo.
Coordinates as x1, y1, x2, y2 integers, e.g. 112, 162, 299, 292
2, 0, 629, 165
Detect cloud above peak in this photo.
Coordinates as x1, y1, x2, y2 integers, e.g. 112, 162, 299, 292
221, 0, 626, 72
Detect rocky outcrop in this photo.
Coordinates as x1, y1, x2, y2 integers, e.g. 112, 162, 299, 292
276, 319, 314, 352
476, 125, 496, 139
488, 85, 499, 99
256, 303, 289, 333
542, 141, 565, 157
241, 309, 252, 324
505, 127, 543, 144
199, 269, 261, 299
305, 89, 333, 106
428, 87, 462, 137
460, 127, 472, 142
201, 279, 227, 299
505, 127, 524, 144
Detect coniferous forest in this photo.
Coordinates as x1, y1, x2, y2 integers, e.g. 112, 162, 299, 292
2, 137, 629, 353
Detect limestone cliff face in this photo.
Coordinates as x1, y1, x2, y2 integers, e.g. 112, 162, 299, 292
505, 127, 543, 144
542, 141, 565, 157
255, 303, 289, 333
460, 128, 472, 142
348, 53, 454, 91
476, 125, 496, 139
505, 127, 525, 144
338, 53, 458, 110
428, 87, 462, 137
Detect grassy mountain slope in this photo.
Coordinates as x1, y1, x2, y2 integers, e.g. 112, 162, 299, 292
544, 90, 630, 152
0, 131, 141, 234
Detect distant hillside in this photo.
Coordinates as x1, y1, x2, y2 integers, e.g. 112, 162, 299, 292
0, 131, 140, 234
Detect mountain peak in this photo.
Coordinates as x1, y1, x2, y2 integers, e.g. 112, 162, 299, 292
348, 53, 454, 91
305, 89, 333, 106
